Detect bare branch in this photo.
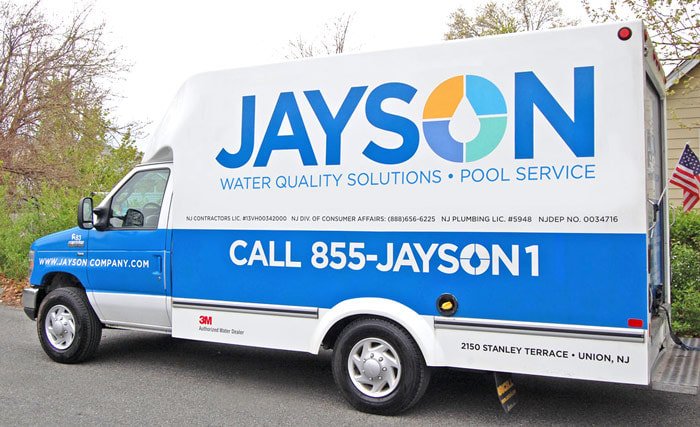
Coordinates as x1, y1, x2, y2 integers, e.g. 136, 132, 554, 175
286, 12, 356, 59
582, 0, 699, 69
445, 0, 577, 40
0, 0, 128, 184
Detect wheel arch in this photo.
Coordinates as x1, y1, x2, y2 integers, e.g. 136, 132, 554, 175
33, 272, 86, 318
311, 298, 439, 366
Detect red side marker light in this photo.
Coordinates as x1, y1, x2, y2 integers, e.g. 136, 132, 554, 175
628, 318, 644, 328
618, 27, 632, 41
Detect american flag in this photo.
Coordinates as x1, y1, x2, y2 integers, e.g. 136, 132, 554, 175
670, 144, 700, 212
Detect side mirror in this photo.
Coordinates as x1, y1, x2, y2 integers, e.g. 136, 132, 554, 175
77, 197, 94, 229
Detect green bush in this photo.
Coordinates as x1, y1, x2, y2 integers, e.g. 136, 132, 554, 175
0, 183, 80, 279
670, 208, 700, 336
670, 208, 700, 251
0, 138, 141, 281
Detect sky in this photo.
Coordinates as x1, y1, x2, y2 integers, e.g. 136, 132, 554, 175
35, 0, 599, 148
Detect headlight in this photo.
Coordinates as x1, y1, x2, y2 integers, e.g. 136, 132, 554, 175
28, 250, 35, 276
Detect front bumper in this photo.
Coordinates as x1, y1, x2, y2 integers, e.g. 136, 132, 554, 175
22, 288, 39, 320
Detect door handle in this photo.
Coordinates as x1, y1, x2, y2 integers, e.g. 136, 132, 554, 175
153, 254, 163, 280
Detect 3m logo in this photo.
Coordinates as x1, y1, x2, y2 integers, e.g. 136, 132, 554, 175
198, 315, 213, 325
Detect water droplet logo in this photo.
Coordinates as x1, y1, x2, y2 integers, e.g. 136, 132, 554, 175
423, 75, 507, 162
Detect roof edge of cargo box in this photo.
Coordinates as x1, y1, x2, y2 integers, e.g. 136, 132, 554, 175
141, 146, 172, 164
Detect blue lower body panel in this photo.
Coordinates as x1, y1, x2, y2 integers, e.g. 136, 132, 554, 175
171, 229, 647, 329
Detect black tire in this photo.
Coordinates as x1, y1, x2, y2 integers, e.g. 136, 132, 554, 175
37, 287, 102, 364
332, 318, 430, 415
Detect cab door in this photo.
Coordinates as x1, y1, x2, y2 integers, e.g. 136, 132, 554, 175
87, 167, 172, 330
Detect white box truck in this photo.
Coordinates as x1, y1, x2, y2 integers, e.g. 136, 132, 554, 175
22, 21, 697, 414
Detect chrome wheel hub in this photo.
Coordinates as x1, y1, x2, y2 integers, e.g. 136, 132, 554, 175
45, 305, 75, 350
347, 337, 401, 398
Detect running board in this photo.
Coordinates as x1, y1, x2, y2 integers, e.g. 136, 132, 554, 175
651, 338, 700, 395
104, 321, 172, 335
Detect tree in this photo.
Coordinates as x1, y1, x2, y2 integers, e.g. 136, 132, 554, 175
582, 0, 699, 69
445, 4, 516, 38
287, 13, 355, 59
445, 0, 578, 40
0, 0, 141, 283
0, 0, 127, 185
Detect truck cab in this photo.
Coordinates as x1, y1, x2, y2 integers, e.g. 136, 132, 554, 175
24, 154, 174, 346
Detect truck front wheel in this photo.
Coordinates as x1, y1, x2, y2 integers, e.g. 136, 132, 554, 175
37, 288, 102, 363
332, 318, 430, 415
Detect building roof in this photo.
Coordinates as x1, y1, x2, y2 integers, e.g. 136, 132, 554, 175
666, 49, 700, 90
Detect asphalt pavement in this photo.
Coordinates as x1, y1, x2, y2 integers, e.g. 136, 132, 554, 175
1, 304, 698, 425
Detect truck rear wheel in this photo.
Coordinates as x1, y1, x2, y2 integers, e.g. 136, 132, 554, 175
332, 318, 430, 415
37, 288, 102, 364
